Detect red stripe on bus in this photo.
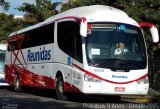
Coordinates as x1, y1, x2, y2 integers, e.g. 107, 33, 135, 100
73, 64, 147, 84
64, 82, 80, 93
5, 64, 81, 92
138, 22, 155, 28
5, 65, 55, 89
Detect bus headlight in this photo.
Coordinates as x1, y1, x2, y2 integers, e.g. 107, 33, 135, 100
84, 74, 102, 83
137, 76, 149, 84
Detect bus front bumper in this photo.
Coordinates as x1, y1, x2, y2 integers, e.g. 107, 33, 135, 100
81, 81, 149, 95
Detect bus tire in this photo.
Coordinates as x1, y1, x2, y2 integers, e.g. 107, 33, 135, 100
14, 75, 22, 92
56, 76, 68, 100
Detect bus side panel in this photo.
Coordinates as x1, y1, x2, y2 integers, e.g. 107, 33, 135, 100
5, 46, 15, 85
5, 44, 56, 89
5, 63, 55, 89
5, 65, 15, 85
22, 63, 55, 89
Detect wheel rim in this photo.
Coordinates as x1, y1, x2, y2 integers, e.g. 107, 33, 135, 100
56, 77, 68, 100
58, 81, 63, 94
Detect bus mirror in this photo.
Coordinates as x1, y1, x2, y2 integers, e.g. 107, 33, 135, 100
150, 26, 159, 43
138, 22, 159, 43
80, 17, 87, 37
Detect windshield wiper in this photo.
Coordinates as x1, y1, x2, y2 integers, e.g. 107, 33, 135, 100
93, 60, 107, 67
120, 62, 143, 68
111, 67, 130, 72
93, 59, 123, 67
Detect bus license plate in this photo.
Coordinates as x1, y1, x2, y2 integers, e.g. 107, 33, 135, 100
114, 87, 125, 92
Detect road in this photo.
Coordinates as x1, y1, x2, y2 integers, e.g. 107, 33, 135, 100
0, 86, 159, 109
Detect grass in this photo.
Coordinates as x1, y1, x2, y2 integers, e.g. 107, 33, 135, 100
148, 88, 160, 98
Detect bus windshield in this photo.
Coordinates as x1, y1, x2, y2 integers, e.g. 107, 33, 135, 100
86, 23, 147, 70
0, 51, 5, 73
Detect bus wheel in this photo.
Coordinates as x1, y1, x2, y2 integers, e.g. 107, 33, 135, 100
56, 76, 68, 100
14, 75, 22, 92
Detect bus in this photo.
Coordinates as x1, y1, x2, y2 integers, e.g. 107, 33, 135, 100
0, 44, 8, 86
5, 5, 159, 100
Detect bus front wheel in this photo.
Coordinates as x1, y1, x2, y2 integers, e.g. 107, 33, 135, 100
56, 76, 68, 100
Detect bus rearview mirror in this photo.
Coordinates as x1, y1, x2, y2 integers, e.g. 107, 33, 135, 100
138, 22, 159, 43
150, 26, 159, 43
80, 17, 87, 37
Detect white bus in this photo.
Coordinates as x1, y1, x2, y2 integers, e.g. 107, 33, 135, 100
5, 5, 159, 100
0, 44, 8, 86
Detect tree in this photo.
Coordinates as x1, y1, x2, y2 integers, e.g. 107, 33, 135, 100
0, 0, 10, 12
126, 0, 160, 27
62, 0, 92, 11
18, 0, 59, 25
0, 13, 25, 43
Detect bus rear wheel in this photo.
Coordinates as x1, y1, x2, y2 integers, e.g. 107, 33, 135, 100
56, 76, 68, 100
14, 75, 22, 92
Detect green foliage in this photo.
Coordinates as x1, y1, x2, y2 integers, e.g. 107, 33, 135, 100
17, 0, 59, 25
0, 0, 60, 43
124, 0, 160, 23
0, 13, 25, 43
0, 0, 10, 12
148, 88, 160, 97
62, 0, 93, 11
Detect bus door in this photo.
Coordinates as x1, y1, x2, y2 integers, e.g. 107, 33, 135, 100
56, 19, 79, 91
57, 19, 83, 91
71, 21, 83, 92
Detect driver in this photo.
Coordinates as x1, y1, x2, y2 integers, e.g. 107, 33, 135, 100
114, 42, 128, 55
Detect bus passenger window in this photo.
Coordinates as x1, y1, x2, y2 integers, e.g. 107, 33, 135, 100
58, 21, 78, 57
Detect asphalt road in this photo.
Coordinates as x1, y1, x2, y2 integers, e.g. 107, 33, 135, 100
0, 86, 159, 109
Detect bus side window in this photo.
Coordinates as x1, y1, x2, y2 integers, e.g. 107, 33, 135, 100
11, 41, 18, 51
21, 23, 54, 49
57, 21, 75, 57
74, 23, 82, 63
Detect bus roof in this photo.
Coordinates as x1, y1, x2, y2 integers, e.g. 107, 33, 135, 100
9, 5, 138, 37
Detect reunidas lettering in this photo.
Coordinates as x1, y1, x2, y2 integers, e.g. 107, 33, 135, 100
27, 46, 51, 62
112, 75, 128, 79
